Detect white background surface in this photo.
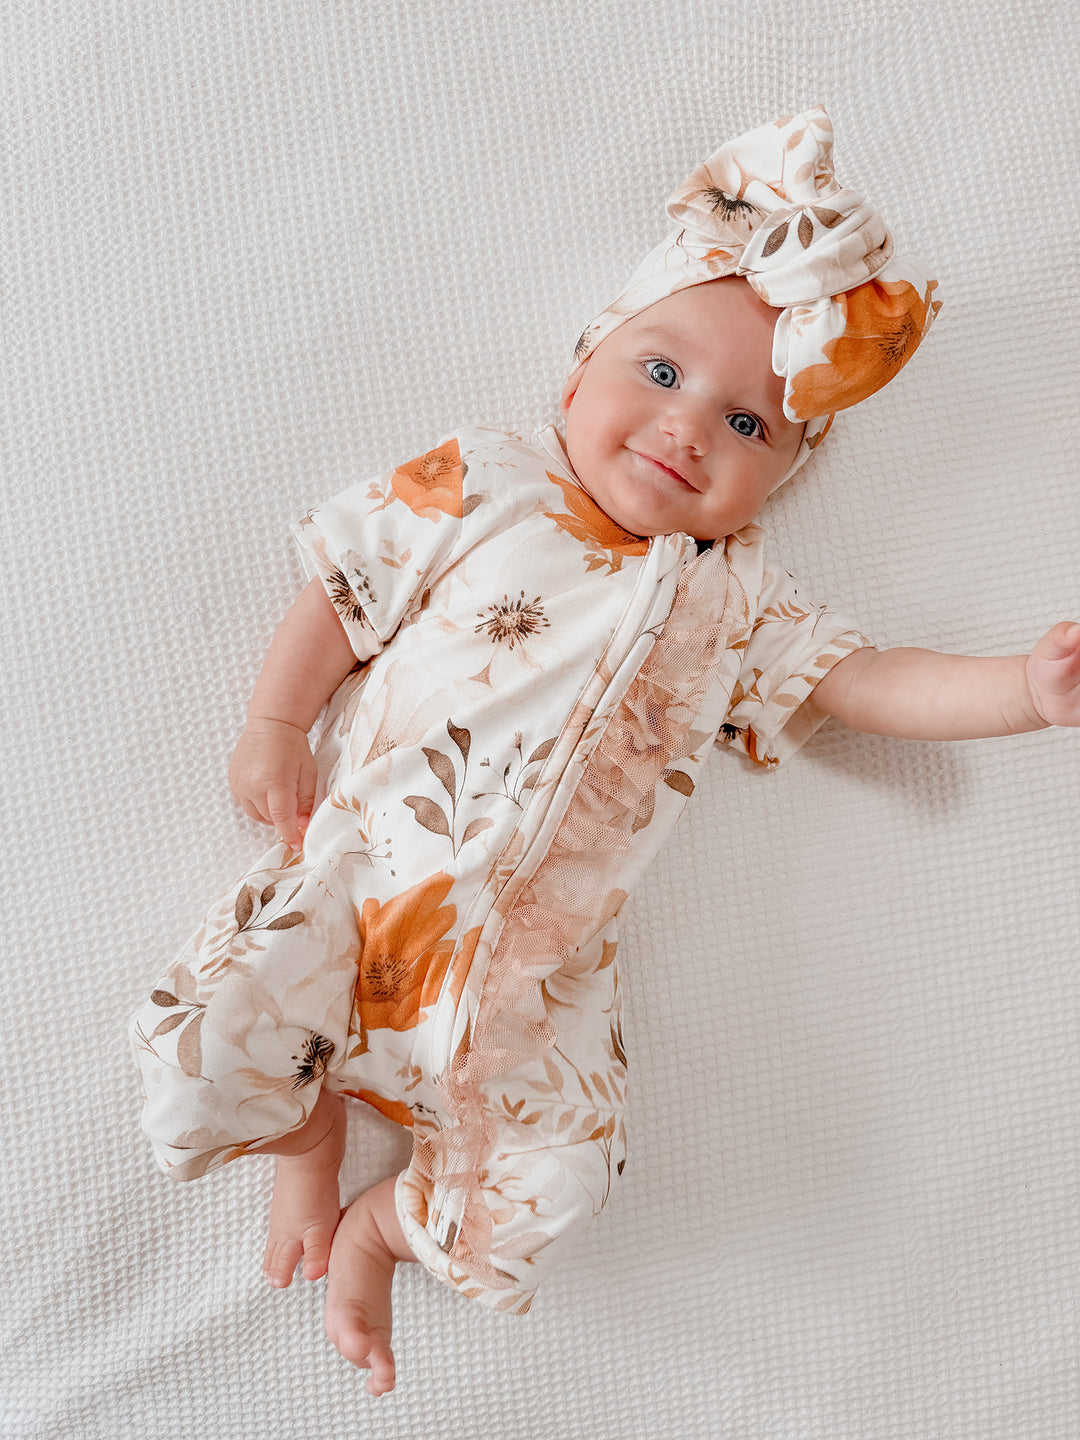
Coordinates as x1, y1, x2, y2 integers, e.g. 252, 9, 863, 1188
2, 2, 1078, 1436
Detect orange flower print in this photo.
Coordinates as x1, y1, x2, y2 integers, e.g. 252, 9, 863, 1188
342, 1088, 417, 1128
544, 473, 649, 557
390, 439, 464, 520
354, 873, 479, 1033
788, 278, 940, 418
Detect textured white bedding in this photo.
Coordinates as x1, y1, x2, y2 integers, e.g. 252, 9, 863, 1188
3, 2, 1079, 1436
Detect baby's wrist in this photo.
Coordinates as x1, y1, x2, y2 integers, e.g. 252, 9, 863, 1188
244, 712, 311, 737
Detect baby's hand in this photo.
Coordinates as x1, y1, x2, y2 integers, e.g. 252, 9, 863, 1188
228, 717, 318, 849
1025, 621, 1080, 728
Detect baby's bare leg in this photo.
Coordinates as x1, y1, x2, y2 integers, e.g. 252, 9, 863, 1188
324, 1173, 416, 1396
260, 1087, 347, 1288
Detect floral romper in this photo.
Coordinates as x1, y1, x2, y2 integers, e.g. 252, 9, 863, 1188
131, 421, 867, 1312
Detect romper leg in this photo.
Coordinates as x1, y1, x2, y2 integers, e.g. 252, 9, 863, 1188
396, 926, 628, 1311
130, 844, 361, 1180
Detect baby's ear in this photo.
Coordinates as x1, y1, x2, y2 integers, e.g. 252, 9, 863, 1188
560, 361, 587, 414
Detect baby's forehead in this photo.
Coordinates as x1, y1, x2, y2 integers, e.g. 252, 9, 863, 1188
623, 317, 695, 349
625, 292, 778, 364
624, 277, 773, 339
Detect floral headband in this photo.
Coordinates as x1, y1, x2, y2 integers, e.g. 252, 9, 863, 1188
570, 105, 941, 484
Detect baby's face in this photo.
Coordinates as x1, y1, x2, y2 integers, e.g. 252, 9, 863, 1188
560, 277, 805, 540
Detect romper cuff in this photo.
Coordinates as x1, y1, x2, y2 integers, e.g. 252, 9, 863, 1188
721, 620, 871, 768
291, 526, 382, 663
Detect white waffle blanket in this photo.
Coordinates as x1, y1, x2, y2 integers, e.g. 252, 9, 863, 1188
3, 3, 1078, 1436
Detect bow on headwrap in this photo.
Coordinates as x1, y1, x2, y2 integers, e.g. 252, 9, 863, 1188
570, 105, 941, 484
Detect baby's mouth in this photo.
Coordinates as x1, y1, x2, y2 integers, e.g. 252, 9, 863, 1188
631, 450, 698, 491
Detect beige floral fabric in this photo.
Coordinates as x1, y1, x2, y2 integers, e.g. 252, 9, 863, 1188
131, 422, 868, 1310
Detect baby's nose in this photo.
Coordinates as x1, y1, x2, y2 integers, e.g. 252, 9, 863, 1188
658, 397, 710, 454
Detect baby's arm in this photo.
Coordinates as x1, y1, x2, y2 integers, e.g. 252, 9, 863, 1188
228, 578, 358, 847
814, 621, 1080, 739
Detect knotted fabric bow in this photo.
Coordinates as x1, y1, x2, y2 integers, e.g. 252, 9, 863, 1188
570, 106, 941, 485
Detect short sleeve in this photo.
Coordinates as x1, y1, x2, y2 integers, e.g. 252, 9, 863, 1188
720, 561, 871, 768
291, 437, 468, 660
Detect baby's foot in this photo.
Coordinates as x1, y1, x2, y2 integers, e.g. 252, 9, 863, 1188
263, 1089, 347, 1288
324, 1181, 401, 1396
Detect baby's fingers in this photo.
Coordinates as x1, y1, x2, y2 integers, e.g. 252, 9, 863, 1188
238, 798, 273, 827
1032, 622, 1080, 690
296, 757, 318, 841
1027, 621, 1080, 727
266, 784, 305, 850
1037, 620, 1080, 658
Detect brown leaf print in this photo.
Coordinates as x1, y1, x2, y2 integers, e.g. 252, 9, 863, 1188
206, 878, 308, 974
474, 731, 559, 811
403, 795, 451, 838
406, 721, 503, 855
235, 886, 254, 930
176, 1015, 203, 1078
630, 790, 655, 834
265, 911, 305, 930
447, 719, 470, 765
327, 792, 393, 870
424, 745, 457, 801
662, 769, 695, 797
461, 817, 493, 845
150, 1013, 186, 1039
610, 1012, 627, 1069
377, 541, 413, 571
133, 988, 207, 1075
760, 219, 788, 256
761, 598, 810, 624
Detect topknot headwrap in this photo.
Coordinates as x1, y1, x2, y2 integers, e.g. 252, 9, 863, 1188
570, 105, 941, 483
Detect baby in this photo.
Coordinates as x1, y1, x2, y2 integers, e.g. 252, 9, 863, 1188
131, 106, 1080, 1396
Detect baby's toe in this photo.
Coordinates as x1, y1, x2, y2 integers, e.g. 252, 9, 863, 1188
263, 1234, 303, 1289
365, 1339, 396, 1396
325, 1308, 395, 1392
300, 1222, 338, 1282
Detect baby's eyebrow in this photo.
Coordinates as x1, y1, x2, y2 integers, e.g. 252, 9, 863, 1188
632, 325, 684, 348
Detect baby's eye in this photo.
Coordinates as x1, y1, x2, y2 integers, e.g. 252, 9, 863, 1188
645, 359, 678, 388
728, 412, 762, 439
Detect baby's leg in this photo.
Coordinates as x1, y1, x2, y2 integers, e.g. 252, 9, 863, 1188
324, 1173, 416, 1396
261, 1087, 347, 1288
